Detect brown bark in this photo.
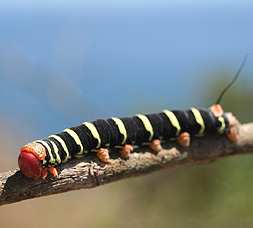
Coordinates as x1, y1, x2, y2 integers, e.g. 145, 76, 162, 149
0, 123, 253, 206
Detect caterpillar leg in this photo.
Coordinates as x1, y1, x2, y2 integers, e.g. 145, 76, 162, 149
210, 104, 224, 117
177, 132, 191, 147
149, 139, 162, 153
120, 144, 134, 159
227, 125, 239, 143
41, 169, 48, 179
226, 112, 240, 143
48, 167, 58, 177
96, 148, 111, 163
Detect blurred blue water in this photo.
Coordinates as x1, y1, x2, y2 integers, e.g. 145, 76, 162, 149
0, 5, 252, 139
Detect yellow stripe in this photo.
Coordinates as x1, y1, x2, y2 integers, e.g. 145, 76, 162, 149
74, 154, 85, 158
191, 108, 205, 136
163, 110, 181, 136
112, 117, 127, 144
49, 140, 61, 164
35, 140, 55, 165
83, 122, 101, 148
64, 128, 85, 155
136, 114, 154, 141
218, 116, 226, 134
49, 135, 70, 163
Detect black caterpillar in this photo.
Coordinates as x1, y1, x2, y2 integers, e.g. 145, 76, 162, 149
38, 108, 229, 166
18, 55, 248, 179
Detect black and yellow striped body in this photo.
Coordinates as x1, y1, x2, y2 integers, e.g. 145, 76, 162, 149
35, 108, 229, 167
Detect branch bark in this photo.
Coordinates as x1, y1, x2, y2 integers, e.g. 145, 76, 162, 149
1, 123, 253, 206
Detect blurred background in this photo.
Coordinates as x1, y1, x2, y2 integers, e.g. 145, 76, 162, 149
0, 1, 253, 227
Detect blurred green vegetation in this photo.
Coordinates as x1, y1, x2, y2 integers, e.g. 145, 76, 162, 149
0, 73, 253, 228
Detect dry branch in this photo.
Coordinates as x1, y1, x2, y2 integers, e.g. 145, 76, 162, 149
1, 123, 253, 206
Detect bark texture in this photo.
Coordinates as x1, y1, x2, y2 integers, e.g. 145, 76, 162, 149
0, 123, 253, 206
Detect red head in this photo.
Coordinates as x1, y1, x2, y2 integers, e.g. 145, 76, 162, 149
18, 143, 47, 179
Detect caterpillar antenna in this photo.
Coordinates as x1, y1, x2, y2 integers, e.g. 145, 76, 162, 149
215, 54, 250, 105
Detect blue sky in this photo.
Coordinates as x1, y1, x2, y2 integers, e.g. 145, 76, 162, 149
0, 1, 252, 139
1, 0, 253, 9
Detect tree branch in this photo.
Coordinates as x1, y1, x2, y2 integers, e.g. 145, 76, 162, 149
1, 123, 253, 206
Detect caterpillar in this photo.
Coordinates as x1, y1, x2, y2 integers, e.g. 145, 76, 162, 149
18, 105, 238, 179
18, 56, 248, 180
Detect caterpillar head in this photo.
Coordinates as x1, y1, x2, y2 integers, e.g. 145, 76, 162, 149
18, 142, 47, 179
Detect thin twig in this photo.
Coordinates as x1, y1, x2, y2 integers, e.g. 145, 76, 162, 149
0, 123, 253, 206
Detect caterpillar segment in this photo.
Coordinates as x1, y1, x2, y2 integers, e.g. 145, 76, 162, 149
210, 104, 239, 142
18, 105, 239, 179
